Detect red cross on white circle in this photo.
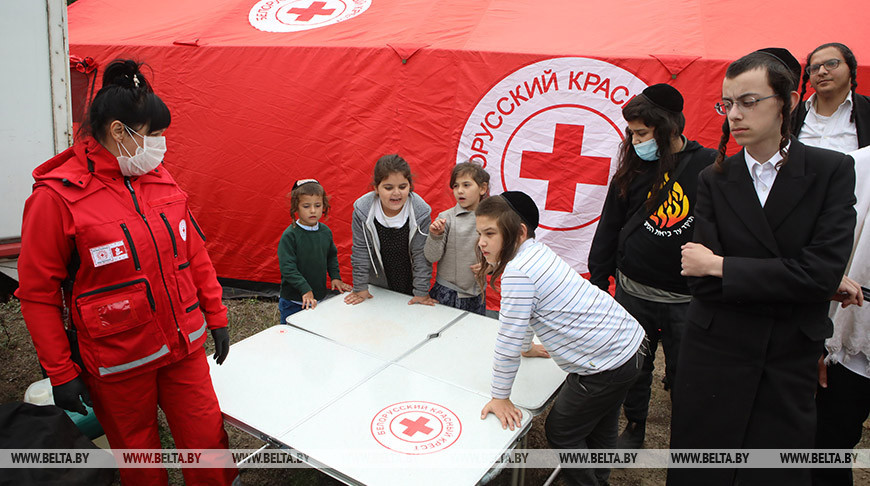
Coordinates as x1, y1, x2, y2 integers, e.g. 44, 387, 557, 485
399, 416, 434, 437
519, 123, 611, 213
287, 1, 335, 22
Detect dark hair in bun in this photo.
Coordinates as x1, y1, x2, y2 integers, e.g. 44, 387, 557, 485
81, 59, 171, 142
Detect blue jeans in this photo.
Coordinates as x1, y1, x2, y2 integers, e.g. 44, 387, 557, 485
278, 298, 303, 324
428, 282, 486, 315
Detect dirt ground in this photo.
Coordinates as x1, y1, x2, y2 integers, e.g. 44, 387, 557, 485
1, 297, 868, 485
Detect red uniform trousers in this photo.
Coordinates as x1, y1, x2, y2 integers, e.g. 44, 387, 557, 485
84, 347, 237, 486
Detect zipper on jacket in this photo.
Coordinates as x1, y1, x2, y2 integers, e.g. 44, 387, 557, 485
124, 177, 181, 333
188, 210, 207, 241
120, 223, 141, 271
159, 213, 178, 258
76, 278, 156, 311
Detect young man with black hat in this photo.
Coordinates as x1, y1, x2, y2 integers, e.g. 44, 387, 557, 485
671, 46, 859, 485
588, 83, 716, 449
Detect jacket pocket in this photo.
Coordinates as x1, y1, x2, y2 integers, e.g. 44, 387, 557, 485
76, 279, 155, 337
159, 213, 178, 258
174, 263, 206, 347
149, 194, 188, 260
119, 223, 141, 270
175, 261, 198, 307
75, 279, 169, 377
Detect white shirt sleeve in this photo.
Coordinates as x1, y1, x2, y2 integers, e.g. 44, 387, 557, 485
491, 267, 536, 399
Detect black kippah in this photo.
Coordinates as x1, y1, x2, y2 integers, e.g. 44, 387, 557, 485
640, 84, 683, 113
756, 47, 802, 85
501, 191, 539, 231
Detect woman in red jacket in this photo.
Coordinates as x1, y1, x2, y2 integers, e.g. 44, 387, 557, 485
15, 60, 237, 486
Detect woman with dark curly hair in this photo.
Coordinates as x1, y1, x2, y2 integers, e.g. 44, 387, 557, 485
588, 83, 715, 449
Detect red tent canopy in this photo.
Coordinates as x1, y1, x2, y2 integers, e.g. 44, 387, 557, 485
67, 0, 869, 299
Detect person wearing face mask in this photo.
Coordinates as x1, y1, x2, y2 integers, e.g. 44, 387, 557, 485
588, 84, 716, 450
15, 60, 238, 486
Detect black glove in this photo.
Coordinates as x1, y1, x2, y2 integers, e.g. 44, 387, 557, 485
52, 376, 93, 415
211, 327, 230, 365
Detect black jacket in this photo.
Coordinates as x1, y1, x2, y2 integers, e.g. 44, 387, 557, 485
588, 140, 716, 294
794, 91, 870, 149
668, 140, 856, 485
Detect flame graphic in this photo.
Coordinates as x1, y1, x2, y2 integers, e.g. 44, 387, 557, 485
648, 175, 689, 229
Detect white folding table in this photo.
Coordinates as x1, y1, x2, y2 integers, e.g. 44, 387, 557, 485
397, 312, 567, 414
279, 364, 532, 486
285, 286, 466, 361
207, 325, 386, 440
211, 286, 568, 485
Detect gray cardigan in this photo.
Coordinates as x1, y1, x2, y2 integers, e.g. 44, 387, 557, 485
424, 204, 482, 298
350, 192, 432, 297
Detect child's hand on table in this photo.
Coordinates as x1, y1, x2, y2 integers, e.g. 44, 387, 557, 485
344, 290, 373, 305
481, 398, 522, 430
331, 279, 352, 293
408, 295, 437, 306
301, 291, 317, 309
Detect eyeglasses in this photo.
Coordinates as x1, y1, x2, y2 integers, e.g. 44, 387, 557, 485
714, 94, 778, 115
806, 59, 841, 75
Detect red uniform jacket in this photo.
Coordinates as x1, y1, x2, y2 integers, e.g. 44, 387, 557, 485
16, 136, 228, 385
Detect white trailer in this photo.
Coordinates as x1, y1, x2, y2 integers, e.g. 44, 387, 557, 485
0, 0, 72, 286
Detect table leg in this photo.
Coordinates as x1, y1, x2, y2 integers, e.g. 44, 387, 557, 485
518, 434, 528, 486
236, 444, 269, 467
542, 465, 561, 486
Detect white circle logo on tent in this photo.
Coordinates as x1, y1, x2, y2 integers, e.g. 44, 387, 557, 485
370, 401, 461, 455
457, 57, 647, 272
249, 0, 371, 33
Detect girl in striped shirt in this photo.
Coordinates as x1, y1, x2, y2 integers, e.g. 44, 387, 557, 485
476, 191, 645, 486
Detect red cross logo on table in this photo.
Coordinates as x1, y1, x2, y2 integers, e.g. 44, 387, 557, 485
519, 123, 611, 213
288, 1, 335, 22
399, 416, 434, 437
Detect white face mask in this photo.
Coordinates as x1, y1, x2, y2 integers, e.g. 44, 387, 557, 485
117, 124, 166, 176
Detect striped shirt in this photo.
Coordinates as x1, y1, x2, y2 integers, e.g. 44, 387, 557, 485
491, 239, 645, 399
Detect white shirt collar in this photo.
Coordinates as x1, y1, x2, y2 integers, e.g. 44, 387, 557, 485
805, 92, 853, 113
744, 142, 789, 206
296, 220, 319, 231
744, 141, 789, 171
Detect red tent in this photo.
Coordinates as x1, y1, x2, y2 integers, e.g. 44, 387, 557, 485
67, 0, 869, 301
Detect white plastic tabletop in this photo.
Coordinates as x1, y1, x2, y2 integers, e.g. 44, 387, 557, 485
285, 286, 466, 361
208, 325, 386, 440
278, 364, 531, 486
397, 312, 568, 413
